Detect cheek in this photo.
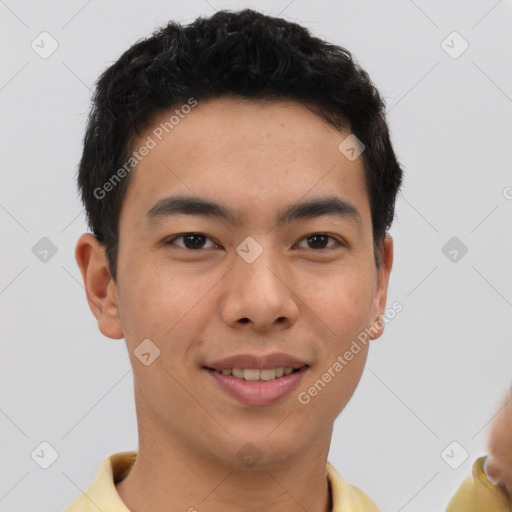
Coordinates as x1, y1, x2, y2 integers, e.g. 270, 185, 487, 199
119, 256, 182, 328
301, 267, 375, 340
119, 261, 216, 361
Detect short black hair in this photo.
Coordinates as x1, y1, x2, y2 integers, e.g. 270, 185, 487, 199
77, 8, 403, 282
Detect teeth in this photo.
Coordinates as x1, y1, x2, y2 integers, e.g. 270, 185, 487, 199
243, 369, 260, 381
259, 369, 276, 381
217, 367, 298, 381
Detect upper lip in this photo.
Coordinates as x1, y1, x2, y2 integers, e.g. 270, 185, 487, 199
204, 352, 309, 371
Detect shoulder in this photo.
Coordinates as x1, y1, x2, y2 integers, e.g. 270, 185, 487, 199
64, 451, 137, 512
327, 462, 380, 512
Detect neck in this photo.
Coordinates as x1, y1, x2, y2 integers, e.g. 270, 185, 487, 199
116, 421, 333, 512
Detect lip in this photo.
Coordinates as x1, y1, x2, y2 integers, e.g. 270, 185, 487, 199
205, 366, 308, 406
204, 352, 308, 371
203, 352, 309, 406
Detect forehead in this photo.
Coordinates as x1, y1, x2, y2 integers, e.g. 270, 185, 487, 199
121, 97, 371, 230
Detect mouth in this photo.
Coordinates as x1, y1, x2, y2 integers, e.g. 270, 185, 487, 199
203, 360, 309, 406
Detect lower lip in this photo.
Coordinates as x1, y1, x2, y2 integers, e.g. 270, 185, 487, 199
205, 368, 308, 406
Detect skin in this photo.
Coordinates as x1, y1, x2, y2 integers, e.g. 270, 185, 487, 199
485, 391, 512, 499
75, 96, 511, 510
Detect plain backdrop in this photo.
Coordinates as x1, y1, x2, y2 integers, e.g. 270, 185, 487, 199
1, 1, 511, 510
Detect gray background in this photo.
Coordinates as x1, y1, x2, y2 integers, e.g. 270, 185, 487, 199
1, 0, 511, 510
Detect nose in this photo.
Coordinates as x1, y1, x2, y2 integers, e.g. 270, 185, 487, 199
219, 247, 300, 332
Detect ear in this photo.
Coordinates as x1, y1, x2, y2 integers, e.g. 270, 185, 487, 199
369, 234, 394, 341
74, 233, 124, 340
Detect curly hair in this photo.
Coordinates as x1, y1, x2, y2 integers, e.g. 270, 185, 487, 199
77, 8, 403, 282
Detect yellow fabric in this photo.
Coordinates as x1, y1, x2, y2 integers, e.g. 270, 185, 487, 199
65, 451, 512, 512
66, 452, 135, 512
446, 456, 512, 512
326, 462, 380, 511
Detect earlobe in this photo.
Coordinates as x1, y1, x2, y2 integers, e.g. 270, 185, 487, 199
368, 314, 385, 342
74, 233, 125, 340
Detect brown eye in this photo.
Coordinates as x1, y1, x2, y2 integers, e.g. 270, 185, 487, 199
295, 233, 341, 250
166, 233, 217, 250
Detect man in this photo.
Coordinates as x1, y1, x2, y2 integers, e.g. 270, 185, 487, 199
68, 9, 512, 511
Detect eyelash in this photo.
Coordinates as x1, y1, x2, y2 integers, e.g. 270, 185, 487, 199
164, 232, 345, 251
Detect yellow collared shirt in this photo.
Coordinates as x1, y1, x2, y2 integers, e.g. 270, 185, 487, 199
65, 452, 512, 511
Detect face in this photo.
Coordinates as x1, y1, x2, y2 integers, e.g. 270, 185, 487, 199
76, 97, 393, 468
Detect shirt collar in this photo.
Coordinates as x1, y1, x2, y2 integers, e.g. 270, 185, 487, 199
66, 451, 379, 512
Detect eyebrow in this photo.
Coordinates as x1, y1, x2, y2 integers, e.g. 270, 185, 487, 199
145, 194, 363, 230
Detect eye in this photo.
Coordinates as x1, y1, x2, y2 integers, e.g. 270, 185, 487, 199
164, 232, 343, 251
165, 233, 219, 250
294, 233, 342, 250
